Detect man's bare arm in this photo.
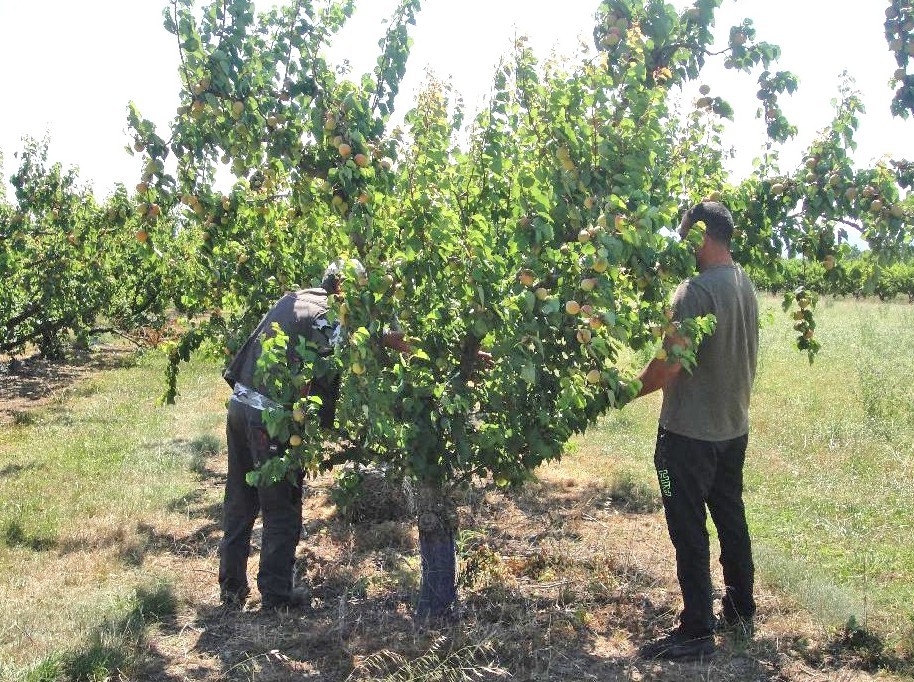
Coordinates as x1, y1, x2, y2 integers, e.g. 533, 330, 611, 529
636, 356, 682, 398
380, 331, 411, 354
635, 330, 686, 398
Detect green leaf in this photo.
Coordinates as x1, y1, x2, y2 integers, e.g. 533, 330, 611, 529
521, 362, 536, 385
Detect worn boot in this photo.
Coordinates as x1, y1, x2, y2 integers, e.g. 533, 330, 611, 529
639, 628, 716, 661
261, 586, 311, 611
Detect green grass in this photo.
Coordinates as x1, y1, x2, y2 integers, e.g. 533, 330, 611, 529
751, 298, 914, 635
16, 581, 177, 682
0, 349, 227, 675
588, 295, 914, 647
0, 351, 223, 553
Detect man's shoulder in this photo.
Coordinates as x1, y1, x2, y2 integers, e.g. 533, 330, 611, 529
260, 289, 330, 329
735, 263, 757, 287
292, 288, 331, 311
293, 287, 330, 300
672, 276, 713, 320
292, 289, 338, 344
722, 264, 758, 298
673, 266, 745, 316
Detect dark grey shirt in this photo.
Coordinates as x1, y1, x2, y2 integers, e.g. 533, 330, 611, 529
659, 263, 759, 441
224, 288, 340, 426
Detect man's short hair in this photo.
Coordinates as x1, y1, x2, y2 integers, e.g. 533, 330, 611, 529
683, 201, 734, 244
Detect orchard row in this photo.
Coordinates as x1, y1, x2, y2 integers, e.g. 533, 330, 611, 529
1, 0, 911, 617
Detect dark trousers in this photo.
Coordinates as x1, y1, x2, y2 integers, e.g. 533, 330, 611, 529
653, 426, 756, 636
218, 398, 303, 602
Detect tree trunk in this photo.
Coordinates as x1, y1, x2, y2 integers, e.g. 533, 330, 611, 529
415, 480, 458, 620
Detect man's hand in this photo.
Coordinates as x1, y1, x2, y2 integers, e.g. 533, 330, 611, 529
381, 331, 412, 354
678, 208, 695, 239
635, 354, 682, 398
380, 332, 493, 369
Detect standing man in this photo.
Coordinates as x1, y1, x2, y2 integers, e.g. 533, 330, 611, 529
635, 201, 759, 660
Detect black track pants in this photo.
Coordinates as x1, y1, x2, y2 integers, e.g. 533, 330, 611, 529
653, 426, 756, 636
218, 398, 303, 602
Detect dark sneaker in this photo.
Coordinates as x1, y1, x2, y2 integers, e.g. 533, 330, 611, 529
715, 613, 755, 639
261, 586, 311, 611
639, 629, 716, 661
220, 588, 250, 609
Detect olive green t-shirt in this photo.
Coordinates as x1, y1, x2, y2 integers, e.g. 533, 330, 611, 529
659, 263, 759, 442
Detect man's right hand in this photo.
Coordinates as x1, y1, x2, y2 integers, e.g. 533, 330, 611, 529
381, 331, 412, 354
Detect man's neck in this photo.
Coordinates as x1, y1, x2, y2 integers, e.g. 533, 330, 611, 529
698, 247, 734, 271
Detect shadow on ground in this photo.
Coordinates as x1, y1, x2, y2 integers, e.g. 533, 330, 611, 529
0, 346, 137, 425
130, 472, 901, 682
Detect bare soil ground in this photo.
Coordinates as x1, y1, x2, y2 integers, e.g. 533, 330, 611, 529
1, 353, 906, 681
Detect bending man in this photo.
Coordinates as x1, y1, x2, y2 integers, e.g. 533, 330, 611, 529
218, 259, 407, 609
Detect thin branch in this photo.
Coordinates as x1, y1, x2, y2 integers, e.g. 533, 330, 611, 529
173, 0, 194, 93
280, 0, 304, 89
838, 217, 865, 233
86, 327, 145, 348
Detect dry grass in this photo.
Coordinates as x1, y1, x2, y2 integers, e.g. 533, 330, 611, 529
6, 432, 899, 680
3, 300, 914, 680
94, 462, 903, 682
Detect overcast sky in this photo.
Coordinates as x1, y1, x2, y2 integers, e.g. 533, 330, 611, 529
0, 0, 910, 197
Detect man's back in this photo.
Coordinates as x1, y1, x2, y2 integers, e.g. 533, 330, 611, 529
224, 288, 334, 394
660, 263, 758, 441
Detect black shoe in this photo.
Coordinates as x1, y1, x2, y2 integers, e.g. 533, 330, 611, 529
220, 588, 250, 608
715, 613, 755, 639
261, 586, 311, 610
639, 629, 716, 661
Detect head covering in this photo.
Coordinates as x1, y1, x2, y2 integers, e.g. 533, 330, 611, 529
321, 258, 366, 292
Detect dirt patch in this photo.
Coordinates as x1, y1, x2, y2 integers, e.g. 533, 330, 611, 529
119, 463, 906, 682
0, 346, 136, 426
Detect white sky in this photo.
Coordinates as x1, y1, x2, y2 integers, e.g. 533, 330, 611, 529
0, 0, 910, 198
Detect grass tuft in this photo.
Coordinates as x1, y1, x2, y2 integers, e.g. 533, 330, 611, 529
64, 639, 129, 682
188, 433, 222, 475
754, 542, 864, 626
19, 655, 64, 682
16, 581, 176, 682
11, 411, 35, 426
133, 580, 178, 622
2, 517, 57, 551
606, 468, 662, 513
